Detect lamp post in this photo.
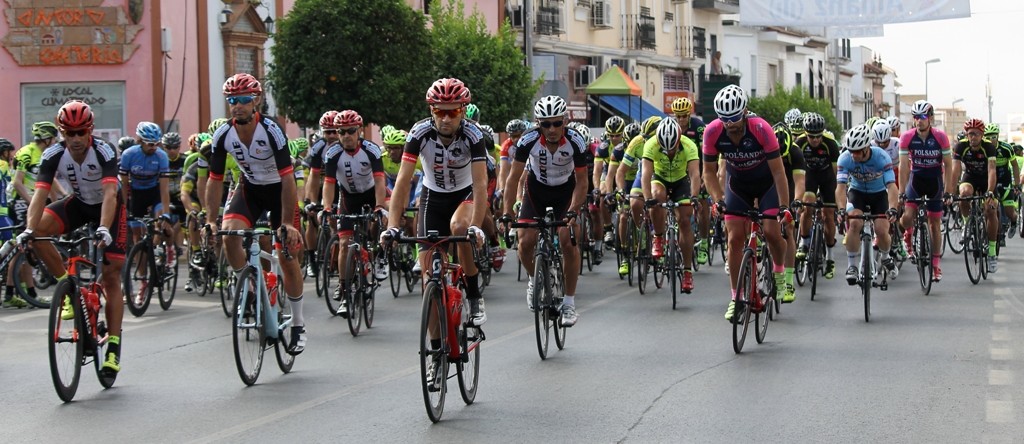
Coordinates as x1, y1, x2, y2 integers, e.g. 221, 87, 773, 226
924, 58, 940, 102
952, 98, 964, 109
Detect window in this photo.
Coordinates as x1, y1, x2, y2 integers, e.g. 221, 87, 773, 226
22, 82, 126, 142
795, 72, 802, 87
234, 47, 258, 77
663, 70, 691, 92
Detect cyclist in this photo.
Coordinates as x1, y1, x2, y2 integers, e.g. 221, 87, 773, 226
898, 100, 953, 281
836, 124, 899, 283
796, 113, 840, 282
162, 132, 187, 259
18, 100, 127, 376
476, 123, 506, 267
119, 122, 172, 251
985, 124, 1020, 250
382, 129, 421, 240
952, 119, 999, 272
671, 98, 709, 265
568, 121, 602, 263
204, 73, 307, 354
382, 77, 490, 327
886, 115, 902, 139
641, 118, 700, 292
0, 138, 26, 308
117, 136, 136, 156
12, 122, 64, 230
501, 95, 588, 326
498, 119, 528, 207
302, 110, 340, 277
772, 113, 808, 302
319, 110, 387, 317
613, 116, 662, 276
595, 116, 626, 248
702, 85, 791, 321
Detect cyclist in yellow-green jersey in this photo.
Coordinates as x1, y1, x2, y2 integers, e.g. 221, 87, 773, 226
12, 122, 66, 228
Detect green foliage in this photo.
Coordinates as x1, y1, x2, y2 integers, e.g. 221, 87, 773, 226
268, 0, 434, 129
749, 84, 842, 135
429, 0, 537, 129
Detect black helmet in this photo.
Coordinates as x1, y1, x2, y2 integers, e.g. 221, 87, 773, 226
117, 136, 136, 152
803, 113, 826, 134
0, 137, 14, 152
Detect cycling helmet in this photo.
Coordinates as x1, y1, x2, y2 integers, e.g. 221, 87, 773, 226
670, 97, 694, 116
222, 73, 262, 96
885, 116, 901, 131
910, 100, 933, 116
0, 138, 14, 152
287, 138, 309, 157
656, 118, 681, 152
803, 113, 826, 134
865, 116, 880, 130
465, 104, 480, 121
842, 124, 872, 151
56, 100, 94, 130
963, 118, 985, 133
956, 130, 966, 141
32, 121, 59, 140
984, 122, 1000, 136
506, 119, 527, 134
383, 129, 407, 146
480, 124, 497, 142
136, 121, 162, 143
534, 95, 567, 119
319, 110, 341, 129
425, 78, 471, 105
197, 132, 212, 145
208, 117, 229, 134
713, 84, 747, 117
380, 124, 396, 138
623, 122, 641, 141
784, 108, 802, 127
117, 136, 136, 152
569, 122, 591, 143
641, 116, 663, 138
604, 116, 626, 135
162, 131, 181, 148
790, 115, 804, 135
333, 109, 363, 128
870, 121, 892, 143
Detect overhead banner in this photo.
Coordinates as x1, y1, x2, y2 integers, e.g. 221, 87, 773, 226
826, 26, 885, 39
740, 0, 971, 27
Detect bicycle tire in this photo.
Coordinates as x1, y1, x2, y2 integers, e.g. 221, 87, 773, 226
274, 289, 295, 374
314, 223, 333, 297
946, 207, 965, 254
233, 267, 265, 386
218, 253, 234, 318
963, 217, 982, 285
404, 246, 417, 293
579, 210, 592, 273
636, 226, 650, 294
977, 216, 989, 281
343, 245, 365, 336
809, 225, 823, 300
457, 292, 481, 404
755, 247, 773, 339
625, 217, 636, 286
14, 248, 67, 308
363, 279, 376, 329
669, 244, 679, 310
534, 252, 551, 360
915, 220, 933, 295
48, 279, 83, 402
732, 249, 755, 354
123, 242, 155, 317
861, 236, 872, 322
322, 238, 342, 316
552, 255, 567, 351
159, 244, 178, 311
420, 281, 447, 423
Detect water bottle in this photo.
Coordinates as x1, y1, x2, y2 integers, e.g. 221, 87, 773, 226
0, 239, 14, 259
264, 271, 278, 306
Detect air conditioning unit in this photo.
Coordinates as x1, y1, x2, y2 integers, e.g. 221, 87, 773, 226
510, 5, 524, 28
590, 1, 612, 28
575, 65, 596, 88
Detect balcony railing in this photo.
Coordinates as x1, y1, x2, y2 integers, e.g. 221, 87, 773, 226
674, 25, 695, 59
623, 14, 656, 50
537, 3, 564, 35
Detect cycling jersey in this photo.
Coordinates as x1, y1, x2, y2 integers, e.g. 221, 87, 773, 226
403, 118, 488, 192
952, 140, 995, 178
37, 137, 119, 205
499, 138, 517, 162
899, 129, 951, 178
167, 152, 185, 198
618, 135, 647, 181
994, 141, 1016, 184
181, 161, 200, 200
837, 147, 895, 193
0, 160, 10, 216
323, 140, 385, 194
119, 145, 170, 190
642, 135, 699, 183
306, 138, 330, 173
870, 137, 900, 164
681, 116, 706, 146
513, 127, 589, 187
14, 142, 42, 188
209, 114, 291, 185
702, 117, 781, 180
796, 135, 840, 172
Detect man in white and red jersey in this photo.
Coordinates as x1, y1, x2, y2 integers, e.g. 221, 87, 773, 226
302, 110, 341, 277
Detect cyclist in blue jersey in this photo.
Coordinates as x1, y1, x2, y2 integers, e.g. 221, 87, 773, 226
119, 122, 172, 243
897, 100, 954, 281
836, 124, 899, 284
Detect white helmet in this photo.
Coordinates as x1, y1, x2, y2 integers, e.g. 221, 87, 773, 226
843, 124, 872, 151
870, 121, 891, 143
534, 95, 567, 119
568, 122, 591, 142
784, 108, 802, 127
910, 100, 933, 116
656, 118, 681, 152
713, 85, 747, 118
885, 116, 900, 131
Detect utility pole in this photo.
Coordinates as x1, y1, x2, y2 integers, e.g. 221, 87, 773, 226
523, 0, 533, 70
986, 74, 994, 123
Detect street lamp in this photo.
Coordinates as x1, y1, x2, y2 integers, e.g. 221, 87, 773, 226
924, 58, 940, 102
952, 98, 964, 109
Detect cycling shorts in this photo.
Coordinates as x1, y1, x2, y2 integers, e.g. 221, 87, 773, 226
417, 186, 472, 237
846, 189, 888, 215
225, 181, 301, 229
43, 194, 127, 262
519, 174, 574, 222
652, 174, 691, 204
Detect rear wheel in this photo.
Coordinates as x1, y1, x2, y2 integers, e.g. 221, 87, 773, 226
123, 242, 154, 317
420, 282, 447, 423
48, 279, 82, 402
158, 243, 178, 311
964, 218, 982, 285
669, 245, 679, 310
274, 290, 295, 374
323, 238, 342, 316
915, 222, 933, 295
945, 206, 965, 254
232, 267, 264, 386
635, 227, 650, 294
754, 253, 772, 343
732, 250, 755, 354
218, 253, 234, 318
860, 238, 872, 322
809, 227, 823, 301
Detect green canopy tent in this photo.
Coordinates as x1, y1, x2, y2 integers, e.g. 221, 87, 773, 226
586, 65, 665, 123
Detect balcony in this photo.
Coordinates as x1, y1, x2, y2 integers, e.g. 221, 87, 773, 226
693, 26, 707, 59
692, 0, 740, 14
623, 14, 656, 50
674, 25, 696, 59
536, 3, 564, 35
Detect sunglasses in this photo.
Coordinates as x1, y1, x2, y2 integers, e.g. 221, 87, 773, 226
674, 113, 691, 119
539, 120, 564, 129
339, 127, 359, 135
431, 107, 464, 119
718, 113, 744, 123
322, 129, 338, 135
226, 95, 255, 105
807, 134, 822, 140
63, 128, 90, 137
912, 113, 929, 120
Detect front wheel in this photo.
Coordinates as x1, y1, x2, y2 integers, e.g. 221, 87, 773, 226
915, 222, 933, 295
158, 244, 179, 311
533, 253, 551, 360
420, 282, 448, 423
48, 279, 83, 402
343, 246, 365, 336
232, 267, 265, 386
322, 238, 342, 316
123, 242, 155, 317
218, 253, 235, 318
732, 250, 755, 354
274, 292, 295, 374
457, 296, 481, 405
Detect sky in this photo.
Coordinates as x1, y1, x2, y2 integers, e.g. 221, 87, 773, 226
851, 0, 1024, 129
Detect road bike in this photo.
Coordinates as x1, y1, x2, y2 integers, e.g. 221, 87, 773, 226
847, 213, 893, 322
392, 230, 484, 423
952, 195, 989, 284
794, 199, 829, 300
728, 210, 780, 354
387, 207, 419, 298
905, 197, 943, 295
336, 207, 383, 336
651, 201, 686, 309
123, 216, 179, 317
221, 226, 295, 386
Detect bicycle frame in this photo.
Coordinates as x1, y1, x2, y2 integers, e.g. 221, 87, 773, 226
223, 228, 289, 339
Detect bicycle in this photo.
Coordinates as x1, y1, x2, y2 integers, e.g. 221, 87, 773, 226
904, 197, 943, 295
631, 196, 654, 294
510, 208, 575, 360
220, 227, 295, 386
728, 209, 781, 354
0, 224, 65, 308
847, 214, 893, 322
613, 193, 635, 283
335, 207, 383, 336
952, 194, 989, 284
392, 230, 484, 423
943, 201, 964, 255
310, 205, 338, 299
651, 201, 686, 309
794, 199, 828, 300
123, 216, 179, 317
387, 207, 419, 298
35, 227, 117, 402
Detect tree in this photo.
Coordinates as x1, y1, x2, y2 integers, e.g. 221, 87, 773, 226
429, 0, 537, 129
748, 84, 843, 135
268, 0, 434, 129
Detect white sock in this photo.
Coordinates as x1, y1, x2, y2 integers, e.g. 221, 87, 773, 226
563, 295, 574, 306
289, 295, 304, 327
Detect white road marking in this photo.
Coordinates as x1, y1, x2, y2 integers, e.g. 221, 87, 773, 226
986, 400, 1014, 423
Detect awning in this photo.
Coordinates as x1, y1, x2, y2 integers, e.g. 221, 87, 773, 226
586, 65, 642, 96
599, 95, 667, 122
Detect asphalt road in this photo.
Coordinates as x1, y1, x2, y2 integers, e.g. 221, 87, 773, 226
1, 236, 1023, 443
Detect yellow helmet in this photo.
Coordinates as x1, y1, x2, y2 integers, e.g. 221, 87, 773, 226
641, 116, 663, 138
670, 98, 693, 116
